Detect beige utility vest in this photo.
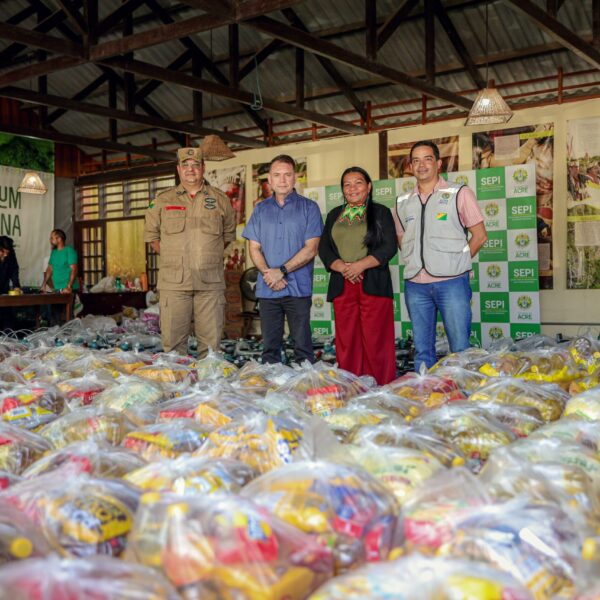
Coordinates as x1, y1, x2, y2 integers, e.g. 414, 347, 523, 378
144, 183, 236, 291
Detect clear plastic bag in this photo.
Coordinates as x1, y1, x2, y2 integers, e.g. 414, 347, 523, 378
132, 359, 197, 385
0, 471, 21, 490
3, 473, 140, 557
386, 371, 466, 409
516, 347, 580, 385
38, 406, 136, 448
94, 377, 163, 425
194, 348, 238, 380
124, 455, 256, 494
0, 423, 52, 474
429, 347, 490, 371
0, 555, 180, 600
57, 372, 117, 410
105, 350, 152, 375
345, 389, 423, 422
308, 554, 533, 600
273, 362, 369, 416
565, 388, 600, 421
425, 364, 488, 393
467, 401, 545, 438
0, 383, 63, 431
568, 335, 600, 375
468, 378, 568, 422
22, 440, 146, 479
122, 419, 214, 460
233, 360, 296, 396
126, 492, 333, 599
322, 403, 400, 443
530, 418, 600, 455
241, 460, 399, 573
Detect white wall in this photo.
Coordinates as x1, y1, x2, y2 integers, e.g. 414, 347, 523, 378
206, 97, 600, 339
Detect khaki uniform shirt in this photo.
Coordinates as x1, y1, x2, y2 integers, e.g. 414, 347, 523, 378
144, 182, 236, 291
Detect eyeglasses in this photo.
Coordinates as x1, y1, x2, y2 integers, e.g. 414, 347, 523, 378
410, 155, 437, 166
180, 163, 203, 170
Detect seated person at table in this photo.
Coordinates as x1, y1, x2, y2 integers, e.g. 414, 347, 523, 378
41, 229, 79, 294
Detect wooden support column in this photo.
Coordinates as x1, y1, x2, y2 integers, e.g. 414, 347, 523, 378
425, 0, 435, 84
123, 5, 135, 115
192, 53, 203, 126
365, 0, 377, 60
108, 76, 117, 141
229, 23, 239, 88
379, 130, 388, 180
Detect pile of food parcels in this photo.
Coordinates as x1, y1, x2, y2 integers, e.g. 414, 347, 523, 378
3, 331, 600, 599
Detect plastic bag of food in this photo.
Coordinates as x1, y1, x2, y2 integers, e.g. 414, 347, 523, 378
0, 384, 63, 431
386, 372, 466, 409
252, 392, 304, 419
568, 335, 600, 375
57, 372, 116, 410
0, 471, 21, 490
348, 422, 466, 468
516, 347, 580, 385
569, 371, 600, 395
94, 377, 163, 425
345, 389, 423, 422
125, 455, 256, 494
42, 343, 89, 364
322, 402, 399, 443
0, 424, 52, 475
241, 460, 399, 573
273, 362, 369, 416
158, 387, 261, 425
38, 407, 136, 448
133, 359, 197, 385
565, 389, 600, 421
429, 347, 490, 371
348, 443, 444, 505
401, 467, 491, 553
468, 378, 567, 422
233, 360, 296, 395
195, 414, 339, 474
20, 361, 63, 384
415, 404, 516, 471
0, 364, 26, 384
530, 418, 600, 455
126, 492, 333, 599
477, 351, 530, 378
308, 554, 533, 600
22, 441, 146, 479
106, 350, 152, 375
194, 348, 238, 380
461, 401, 545, 438
122, 420, 213, 460
0, 341, 26, 362
0, 555, 180, 600
62, 353, 115, 378
425, 365, 488, 393
3, 473, 140, 557
437, 498, 583, 599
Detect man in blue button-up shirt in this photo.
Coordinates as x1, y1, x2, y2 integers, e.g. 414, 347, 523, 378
243, 155, 323, 363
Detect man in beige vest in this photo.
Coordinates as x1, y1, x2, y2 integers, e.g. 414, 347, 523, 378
144, 147, 236, 357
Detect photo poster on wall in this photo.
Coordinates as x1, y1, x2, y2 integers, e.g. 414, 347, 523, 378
305, 164, 541, 348
566, 116, 600, 289
388, 136, 459, 179
251, 158, 307, 208
205, 165, 247, 270
0, 133, 55, 287
472, 123, 554, 290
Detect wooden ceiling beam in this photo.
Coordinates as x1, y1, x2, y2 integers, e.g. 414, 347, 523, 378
102, 56, 364, 134
0, 56, 86, 87
96, 0, 148, 37
377, 0, 419, 51
179, 0, 234, 16
54, 0, 87, 35
0, 122, 174, 160
245, 15, 472, 110
0, 85, 264, 148
239, 39, 283, 79
0, 21, 83, 56
505, 0, 600, 70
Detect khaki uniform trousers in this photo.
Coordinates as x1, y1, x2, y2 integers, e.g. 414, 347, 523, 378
160, 289, 225, 358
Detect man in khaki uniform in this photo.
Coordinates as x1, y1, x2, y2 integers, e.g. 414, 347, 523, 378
144, 147, 236, 357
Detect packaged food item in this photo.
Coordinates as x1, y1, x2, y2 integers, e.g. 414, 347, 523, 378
57, 372, 116, 410
274, 363, 369, 416
468, 378, 568, 421
568, 336, 600, 375
415, 404, 516, 471
0, 424, 52, 474
94, 378, 163, 425
195, 414, 337, 474
516, 347, 580, 386
158, 389, 262, 427
437, 498, 583, 599
122, 420, 213, 460
322, 403, 398, 442
348, 443, 444, 505
20, 361, 63, 384
42, 344, 90, 364
565, 389, 600, 421
4, 474, 140, 557
22, 441, 146, 479
106, 350, 152, 375
233, 360, 296, 395
194, 348, 238, 380
0, 471, 21, 490
125, 455, 256, 494
241, 460, 399, 573
308, 554, 533, 600
63, 354, 115, 378
0, 364, 26, 384
461, 401, 545, 438
429, 347, 490, 371
401, 467, 491, 553
569, 372, 600, 395
530, 418, 600, 455
386, 372, 466, 409
347, 423, 466, 468
133, 359, 197, 385
0, 555, 180, 599
126, 493, 333, 599
38, 407, 136, 448
346, 389, 423, 422
0, 383, 63, 432
426, 365, 488, 393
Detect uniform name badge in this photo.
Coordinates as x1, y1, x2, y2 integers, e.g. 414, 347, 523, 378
204, 197, 217, 210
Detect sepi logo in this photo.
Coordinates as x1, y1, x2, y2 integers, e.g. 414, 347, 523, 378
436, 324, 446, 338
513, 168, 528, 183
455, 175, 469, 186
517, 295, 532, 309
489, 327, 504, 340
308, 191, 319, 200
485, 203, 499, 217
314, 297, 324, 309
402, 181, 415, 193
486, 264, 502, 278
515, 233, 530, 247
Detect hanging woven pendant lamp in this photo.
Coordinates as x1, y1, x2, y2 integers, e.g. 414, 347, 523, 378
201, 135, 236, 161
466, 79, 513, 125
17, 172, 47, 194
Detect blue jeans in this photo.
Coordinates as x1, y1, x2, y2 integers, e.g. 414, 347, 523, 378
405, 272, 472, 371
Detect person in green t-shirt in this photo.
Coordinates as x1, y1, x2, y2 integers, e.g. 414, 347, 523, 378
41, 229, 79, 293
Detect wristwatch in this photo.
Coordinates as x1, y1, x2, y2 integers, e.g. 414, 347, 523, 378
279, 265, 288, 276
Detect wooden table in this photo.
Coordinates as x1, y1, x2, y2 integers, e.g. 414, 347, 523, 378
80, 291, 147, 316
0, 293, 73, 326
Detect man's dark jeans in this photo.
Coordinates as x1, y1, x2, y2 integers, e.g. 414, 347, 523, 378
259, 296, 314, 364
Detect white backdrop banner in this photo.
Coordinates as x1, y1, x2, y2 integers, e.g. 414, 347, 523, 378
0, 166, 55, 287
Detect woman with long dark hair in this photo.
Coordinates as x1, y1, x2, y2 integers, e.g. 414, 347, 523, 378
0, 236, 20, 332
318, 167, 397, 384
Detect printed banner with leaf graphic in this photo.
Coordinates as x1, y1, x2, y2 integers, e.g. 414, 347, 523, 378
304, 164, 540, 348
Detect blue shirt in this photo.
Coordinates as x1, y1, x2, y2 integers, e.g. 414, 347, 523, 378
243, 191, 323, 298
